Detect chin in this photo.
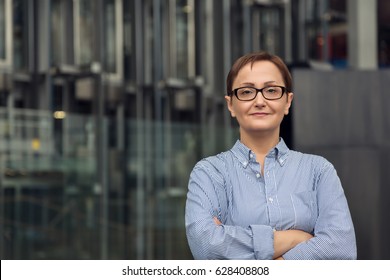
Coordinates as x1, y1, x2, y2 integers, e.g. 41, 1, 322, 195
245, 125, 279, 134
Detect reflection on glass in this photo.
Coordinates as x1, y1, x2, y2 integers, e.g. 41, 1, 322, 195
255, 7, 282, 56
76, 0, 94, 65
13, 0, 28, 71
0, 0, 5, 59
12, 0, 29, 71
104, 0, 117, 73
2, 109, 233, 259
51, 0, 64, 65
304, 0, 327, 61
74, 0, 121, 77
123, 0, 133, 81
176, 0, 189, 79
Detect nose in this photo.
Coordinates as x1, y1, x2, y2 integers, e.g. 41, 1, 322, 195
253, 90, 266, 107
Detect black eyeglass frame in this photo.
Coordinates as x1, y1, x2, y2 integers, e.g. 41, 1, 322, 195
230, 86, 287, 101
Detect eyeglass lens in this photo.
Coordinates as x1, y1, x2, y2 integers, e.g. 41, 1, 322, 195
235, 86, 284, 100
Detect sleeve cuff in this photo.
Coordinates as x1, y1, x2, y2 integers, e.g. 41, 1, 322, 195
249, 225, 274, 260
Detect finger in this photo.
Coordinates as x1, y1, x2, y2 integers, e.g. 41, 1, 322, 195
213, 217, 222, 225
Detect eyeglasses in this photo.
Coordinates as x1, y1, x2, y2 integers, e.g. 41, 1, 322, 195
230, 86, 287, 101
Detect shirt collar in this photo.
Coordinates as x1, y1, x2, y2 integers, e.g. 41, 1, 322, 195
230, 138, 290, 168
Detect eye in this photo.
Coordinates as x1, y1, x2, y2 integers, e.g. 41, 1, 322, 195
264, 87, 280, 94
239, 88, 255, 95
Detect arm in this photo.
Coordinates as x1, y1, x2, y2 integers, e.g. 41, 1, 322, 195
186, 160, 315, 259
213, 217, 313, 260
273, 230, 313, 259
185, 162, 274, 259
282, 163, 357, 260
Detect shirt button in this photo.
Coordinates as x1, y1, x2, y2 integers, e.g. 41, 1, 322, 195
256, 173, 261, 178
268, 197, 273, 203
250, 154, 253, 158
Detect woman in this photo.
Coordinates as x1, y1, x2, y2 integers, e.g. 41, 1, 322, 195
185, 51, 357, 260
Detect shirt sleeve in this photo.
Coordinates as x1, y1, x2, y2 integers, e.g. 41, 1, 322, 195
283, 162, 357, 260
185, 160, 275, 260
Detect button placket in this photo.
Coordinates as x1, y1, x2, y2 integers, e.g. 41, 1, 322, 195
264, 158, 278, 227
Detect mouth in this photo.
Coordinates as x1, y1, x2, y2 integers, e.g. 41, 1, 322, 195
250, 112, 269, 117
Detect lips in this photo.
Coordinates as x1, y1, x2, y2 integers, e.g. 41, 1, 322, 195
250, 112, 269, 117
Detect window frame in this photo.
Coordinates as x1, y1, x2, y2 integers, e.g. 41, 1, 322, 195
73, 0, 123, 83
0, 0, 13, 71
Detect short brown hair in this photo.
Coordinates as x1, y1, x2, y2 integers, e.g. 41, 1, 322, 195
226, 51, 292, 95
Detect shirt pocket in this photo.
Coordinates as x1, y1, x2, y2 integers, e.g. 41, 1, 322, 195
290, 190, 318, 233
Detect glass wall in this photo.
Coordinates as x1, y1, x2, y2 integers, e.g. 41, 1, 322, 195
0, 108, 236, 259
2, 0, 274, 260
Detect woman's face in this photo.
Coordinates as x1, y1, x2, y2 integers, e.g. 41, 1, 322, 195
225, 60, 293, 136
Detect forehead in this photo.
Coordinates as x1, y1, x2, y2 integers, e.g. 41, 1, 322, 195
233, 60, 283, 85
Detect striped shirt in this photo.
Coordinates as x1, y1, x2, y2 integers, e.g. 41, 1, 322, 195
185, 138, 357, 259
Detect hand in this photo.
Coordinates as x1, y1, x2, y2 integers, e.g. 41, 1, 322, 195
293, 230, 313, 244
213, 217, 222, 225
273, 230, 313, 259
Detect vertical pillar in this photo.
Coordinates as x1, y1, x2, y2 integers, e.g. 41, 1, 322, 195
347, 0, 378, 69
242, 1, 252, 54
134, 0, 145, 260
223, 0, 233, 149
37, 0, 52, 110
94, 0, 109, 260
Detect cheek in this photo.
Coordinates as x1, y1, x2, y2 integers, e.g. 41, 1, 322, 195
232, 104, 250, 118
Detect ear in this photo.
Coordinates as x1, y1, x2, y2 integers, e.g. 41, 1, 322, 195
225, 95, 236, 117
284, 92, 294, 115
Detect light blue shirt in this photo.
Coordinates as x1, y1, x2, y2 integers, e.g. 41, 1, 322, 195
185, 138, 357, 259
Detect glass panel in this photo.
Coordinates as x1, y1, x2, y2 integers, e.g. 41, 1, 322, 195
74, 0, 121, 77
256, 7, 283, 56
103, 0, 117, 73
123, 0, 134, 81
176, 0, 189, 79
0, 0, 5, 59
51, 0, 64, 65
0, 108, 99, 259
304, 0, 317, 59
0, 106, 236, 259
173, 0, 195, 78
126, 120, 227, 259
76, 0, 95, 65
13, 0, 28, 71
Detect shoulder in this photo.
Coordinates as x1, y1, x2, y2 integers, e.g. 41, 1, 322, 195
288, 150, 341, 191
290, 149, 331, 165
193, 150, 232, 172
289, 150, 335, 174
191, 150, 233, 181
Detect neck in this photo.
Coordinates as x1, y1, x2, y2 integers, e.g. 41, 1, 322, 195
240, 129, 280, 157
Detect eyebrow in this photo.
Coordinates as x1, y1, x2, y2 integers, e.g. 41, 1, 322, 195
264, 81, 277, 85
239, 81, 278, 87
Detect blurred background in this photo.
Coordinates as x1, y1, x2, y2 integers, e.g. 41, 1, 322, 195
0, 0, 389, 260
